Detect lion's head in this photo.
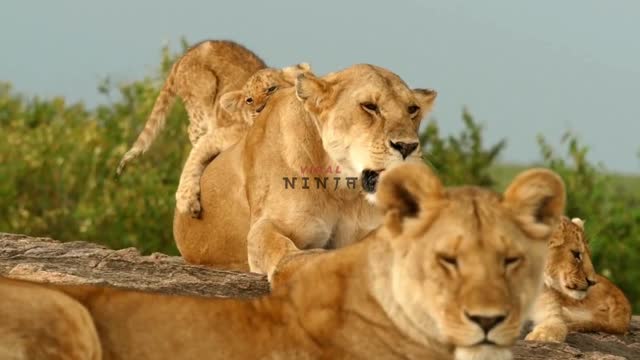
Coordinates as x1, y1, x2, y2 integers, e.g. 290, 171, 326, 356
220, 63, 312, 124
373, 163, 566, 360
294, 64, 437, 201
544, 217, 597, 300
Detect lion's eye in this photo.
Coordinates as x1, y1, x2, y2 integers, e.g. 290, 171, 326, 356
361, 102, 379, 113
267, 86, 278, 93
408, 105, 420, 115
504, 256, 522, 268
438, 254, 458, 268
571, 250, 582, 261
245, 97, 253, 104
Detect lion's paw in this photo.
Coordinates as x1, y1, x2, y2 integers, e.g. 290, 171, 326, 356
176, 189, 202, 219
524, 327, 565, 343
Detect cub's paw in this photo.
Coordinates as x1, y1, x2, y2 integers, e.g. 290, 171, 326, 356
176, 190, 202, 219
524, 327, 565, 343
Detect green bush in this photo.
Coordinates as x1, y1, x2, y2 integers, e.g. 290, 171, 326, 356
0, 44, 190, 255
0, 43, 637, 311
420, 109, 506, 187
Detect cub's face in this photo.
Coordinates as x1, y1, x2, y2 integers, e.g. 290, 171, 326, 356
376, 163, 566, 360
544, 217, 597, 300
220, 63, 312, 125
295, 64, 437, 200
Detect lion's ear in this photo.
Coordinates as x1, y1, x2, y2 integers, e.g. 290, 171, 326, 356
503, 168, 566, 239
571, 217, 585, 229
295, 73, 329, 115
281, 62, 313, 85
412, 88, 437, 113
220, 91, 244, 114
376, 163, 445, 234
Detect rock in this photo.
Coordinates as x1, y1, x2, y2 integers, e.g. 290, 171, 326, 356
1, 232, 638, 359
0, 233, 268, 298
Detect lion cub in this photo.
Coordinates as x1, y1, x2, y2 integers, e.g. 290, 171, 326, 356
175, 63, 313, 217
114, 39, 310, 217
0, 163, 566, 360
116, 40, 266, 176
525, 216, 632, 342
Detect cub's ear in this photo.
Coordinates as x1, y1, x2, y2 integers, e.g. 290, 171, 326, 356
571, 217, 585, 229
295, 73, 330, 115
281, 62, 313, 84
219, 91, 244, 114
503, 168, 566, 239
412, 88, 438, 112
376, 162, 445, 235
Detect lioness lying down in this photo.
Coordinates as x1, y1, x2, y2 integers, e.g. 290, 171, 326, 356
173, 63, 438, 277
0, 163, 566, 360
526, 216, 632, 342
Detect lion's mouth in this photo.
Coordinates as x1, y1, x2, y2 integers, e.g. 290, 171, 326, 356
361, 169, 384, 193
474, 339, 497, 346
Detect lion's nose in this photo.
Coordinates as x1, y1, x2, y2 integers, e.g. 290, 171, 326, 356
465, 312, 507, 333
587, 278, 597, 287
256, 104, 266, 113
389, 141, 419, 159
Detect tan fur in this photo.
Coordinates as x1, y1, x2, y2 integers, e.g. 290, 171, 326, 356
173, 64, 438, 276
525, 217, 632, 342
0, 163, 565, 360
0, 278, 101, 360
116, 40, 266, 175
114, 40, 312, 217
220, 63, 313, 125
175, 63, 313, 217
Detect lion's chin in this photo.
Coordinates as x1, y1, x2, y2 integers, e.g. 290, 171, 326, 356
365, 193, 377, 204
564, 288, 588, 300
454, 345, 512, 360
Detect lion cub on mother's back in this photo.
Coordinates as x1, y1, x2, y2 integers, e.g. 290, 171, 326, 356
115, 39, 311, 217
526, 216, 632, 342
0, 163, 566, 360
175, 63, 313, 217
116, 40, 266, 176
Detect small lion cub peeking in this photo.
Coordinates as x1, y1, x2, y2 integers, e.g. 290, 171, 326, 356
526, 217, 632, 342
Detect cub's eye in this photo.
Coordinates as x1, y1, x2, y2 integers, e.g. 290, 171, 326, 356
504, 256, 522, 268
438, 254, 458, 268
361, 102, 379, 113
408, 105, 420, 115
571, 250, 582, 261
267, 86, 278, 93
245, 97, 253, 104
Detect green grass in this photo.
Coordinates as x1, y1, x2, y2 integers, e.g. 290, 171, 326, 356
492, 163, 640, 194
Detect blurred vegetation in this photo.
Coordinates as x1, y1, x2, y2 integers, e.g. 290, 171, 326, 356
0, 43, 638, 311
0, 44, 190, 255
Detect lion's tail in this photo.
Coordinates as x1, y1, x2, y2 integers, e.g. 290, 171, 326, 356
116, 61, 179, 176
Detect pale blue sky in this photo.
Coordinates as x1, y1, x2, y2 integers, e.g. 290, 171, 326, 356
1, 0, 638, 172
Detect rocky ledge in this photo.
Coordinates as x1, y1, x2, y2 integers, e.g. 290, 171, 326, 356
0, 233, 638, 359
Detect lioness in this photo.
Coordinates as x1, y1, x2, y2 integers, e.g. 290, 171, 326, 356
0, 163, 566, 360
525, 216, 632, 342
173, 64, 437, 276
